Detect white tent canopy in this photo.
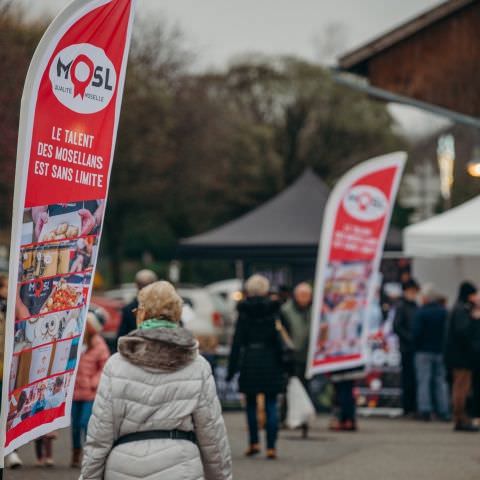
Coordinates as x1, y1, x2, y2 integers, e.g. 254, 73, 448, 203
404, 195, 480, 257
404, 196, 480, 304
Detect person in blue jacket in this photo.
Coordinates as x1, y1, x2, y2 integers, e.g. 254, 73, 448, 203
413, 284, 449, 421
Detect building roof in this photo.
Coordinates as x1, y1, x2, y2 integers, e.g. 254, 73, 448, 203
339, 0, 476, 72
179, 169, 402, 259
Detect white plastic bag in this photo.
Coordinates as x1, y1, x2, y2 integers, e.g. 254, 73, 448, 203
286, 376, 316, 429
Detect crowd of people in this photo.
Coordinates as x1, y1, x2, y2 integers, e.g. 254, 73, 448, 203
1, 268, 480, 477
226, 273, 362, 457
394, 278, 480, 431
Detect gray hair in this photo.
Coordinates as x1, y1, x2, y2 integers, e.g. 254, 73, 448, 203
245, 274, 270, 297
294, 282, 312, 296
135, 269, 158, 289
421, 283, 440, 303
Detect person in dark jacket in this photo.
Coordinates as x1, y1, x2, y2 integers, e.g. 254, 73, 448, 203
445, 281, 480, 431
227, 274, 285, 460
393, 279, 419, 416
116, 269, 158, 341
413, 284, 449, 421
470, 298, 480, 423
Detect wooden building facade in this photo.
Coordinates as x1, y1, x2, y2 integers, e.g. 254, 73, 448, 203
339, 0, 480, 120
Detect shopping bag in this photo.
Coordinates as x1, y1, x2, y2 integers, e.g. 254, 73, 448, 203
286, 376, 316, 429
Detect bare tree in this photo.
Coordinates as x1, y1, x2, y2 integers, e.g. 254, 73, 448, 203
0, 0, 14, 15
313, 21, 348, 66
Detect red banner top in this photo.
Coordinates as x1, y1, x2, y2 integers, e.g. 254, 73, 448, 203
25, 0, 132, 207
330, 166, 398, 262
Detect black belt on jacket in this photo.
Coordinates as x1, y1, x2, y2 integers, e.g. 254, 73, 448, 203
113, 429, 197, 448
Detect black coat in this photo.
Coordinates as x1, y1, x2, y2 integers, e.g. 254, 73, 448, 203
445, 301, 480, 370
227, 297, 286, 395
471, 320, 480, 368
117, 298, 138, 340
393, 298, 418, 353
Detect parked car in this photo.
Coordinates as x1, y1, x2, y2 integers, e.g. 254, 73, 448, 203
206, 279, 243, 310
206, 279, 243, 345
177, 285, 227, 352
102, 283, 137, 303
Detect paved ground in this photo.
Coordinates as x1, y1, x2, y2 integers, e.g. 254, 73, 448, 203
5, 413, 480, 479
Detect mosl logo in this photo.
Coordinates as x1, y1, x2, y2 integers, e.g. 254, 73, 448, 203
343, 185, 388, 222
49, 43, 117, 114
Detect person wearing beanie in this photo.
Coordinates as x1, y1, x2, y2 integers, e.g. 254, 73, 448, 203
445, 281, 480, 432
81, 281, 232, 480
393, 278, 420, 416
71, 312, 110, 468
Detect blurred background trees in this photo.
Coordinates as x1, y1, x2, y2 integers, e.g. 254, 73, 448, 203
0, 6, 44, 237
0, 7, 411, 284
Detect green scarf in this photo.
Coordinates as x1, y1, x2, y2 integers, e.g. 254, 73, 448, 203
138, 318, 178, 330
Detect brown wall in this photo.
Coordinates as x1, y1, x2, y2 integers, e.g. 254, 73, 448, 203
366, 2, 480, 117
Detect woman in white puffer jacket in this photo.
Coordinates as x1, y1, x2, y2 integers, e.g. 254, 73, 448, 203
80, 281, 232, 480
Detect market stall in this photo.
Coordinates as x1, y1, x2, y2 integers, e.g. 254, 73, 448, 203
404, 195, 480, 303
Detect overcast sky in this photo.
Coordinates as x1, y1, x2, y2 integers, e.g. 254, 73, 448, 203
19, 0, 448, 137
22, 0, 443, 69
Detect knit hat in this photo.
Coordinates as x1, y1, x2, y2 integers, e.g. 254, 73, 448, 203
458, 281, 477, 303
86, 311, 104, 334
89, 306, 107, 327
402, 278, 419, 291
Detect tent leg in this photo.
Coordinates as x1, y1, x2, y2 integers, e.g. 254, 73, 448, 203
235, 260, 244, 281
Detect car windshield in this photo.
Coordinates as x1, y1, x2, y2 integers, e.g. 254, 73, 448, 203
181, 296, 194, 308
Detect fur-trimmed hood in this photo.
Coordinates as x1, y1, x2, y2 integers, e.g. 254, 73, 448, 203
118, 327, 198, 372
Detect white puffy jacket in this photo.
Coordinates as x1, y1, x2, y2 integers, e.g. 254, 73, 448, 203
81, 327, 232, 480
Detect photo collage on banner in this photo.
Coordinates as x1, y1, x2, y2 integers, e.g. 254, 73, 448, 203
7, 201, 102, 440
315, 260, 373, 361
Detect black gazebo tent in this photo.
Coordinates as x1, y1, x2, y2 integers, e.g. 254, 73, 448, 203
178, 169, 402, 284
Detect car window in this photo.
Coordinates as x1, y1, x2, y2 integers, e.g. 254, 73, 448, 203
181, 296, 194, 308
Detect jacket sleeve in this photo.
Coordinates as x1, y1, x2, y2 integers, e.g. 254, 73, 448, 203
279, 308, 291, 335
81, 361, 115, 479
92, 337, 110, 392
117, 305, 136, 340
227, 312, 246, 380
193, 364, 233, 480
452, 307, 471, 338
393, 304, 412, 344
412, 310, 422, 350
